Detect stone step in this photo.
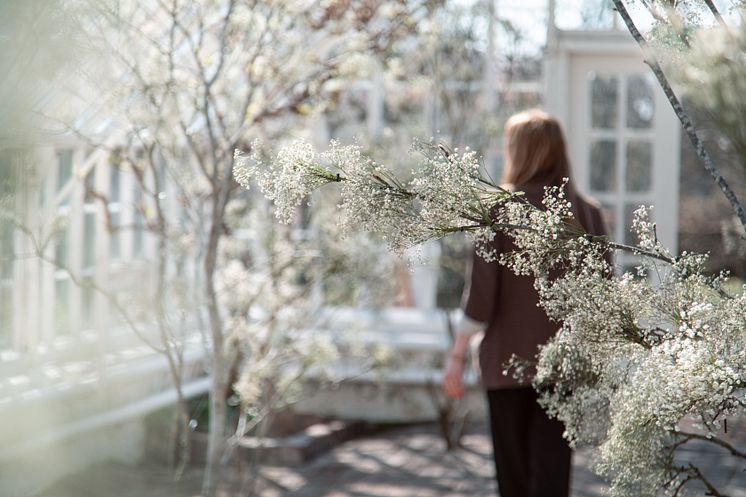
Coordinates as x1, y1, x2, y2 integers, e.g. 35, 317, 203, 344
236, 420, 367, 465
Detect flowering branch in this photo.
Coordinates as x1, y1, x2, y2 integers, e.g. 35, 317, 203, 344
236, 140, 684, 268
239, 137, 746, 497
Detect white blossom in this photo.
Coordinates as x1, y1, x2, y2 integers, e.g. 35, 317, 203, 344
243, 138, 746, 497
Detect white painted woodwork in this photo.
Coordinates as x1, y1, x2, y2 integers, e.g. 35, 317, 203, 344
544, 29, 681, 266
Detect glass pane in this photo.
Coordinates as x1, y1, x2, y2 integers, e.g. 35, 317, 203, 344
1, 220, 13, 280
109, 211, 121, 261
55, 279, 71, 335
556, 0, 616, 30
626, 75, 654, 129
620, 264, 648, 278
590, 140, 617, 192
624, 202, 652, 246
134, 225, 144, 258
83, 212, 96, 270
625, 140, 652, 192
590, 73, 618, 129
57, 149, 73, 206
110, 166, 120, 203
0, 286, 11, 341
156, 158, 166, 196
601, 202, 617, 243
0, 151, 16, 198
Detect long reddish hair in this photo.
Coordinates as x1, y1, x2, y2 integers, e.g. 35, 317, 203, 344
501, 109, 574, 191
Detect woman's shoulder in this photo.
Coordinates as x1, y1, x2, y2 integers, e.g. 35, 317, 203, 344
571, 190, 607, 235
505, 182, 548, 205
573, 190, 603, 211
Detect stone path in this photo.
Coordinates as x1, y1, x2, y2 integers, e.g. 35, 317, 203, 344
36, 421, 745, 497
255, 423, 612, 497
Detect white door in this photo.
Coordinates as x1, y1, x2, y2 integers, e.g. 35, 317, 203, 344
565, 53, 680, 270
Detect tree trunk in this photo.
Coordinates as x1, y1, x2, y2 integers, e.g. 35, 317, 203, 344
201, 186, 229, 497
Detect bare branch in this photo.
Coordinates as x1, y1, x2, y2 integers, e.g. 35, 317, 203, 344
679, 463, 730, 497
677, 430, 746, 459
612, 0, 746, 233
703, 0, 728, 27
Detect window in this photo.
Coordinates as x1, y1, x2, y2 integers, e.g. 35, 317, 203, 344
590, 140, 617, 192
625, 140, 652, 192
109, 211, 121, 261
590, 73, 618, 130
110, 165, 121, 203
587, 71, 657, 246
0, 152, 16, 198
626, 75, 654, 129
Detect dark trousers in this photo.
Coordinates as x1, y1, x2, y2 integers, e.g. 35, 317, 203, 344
486, 388, 571, 497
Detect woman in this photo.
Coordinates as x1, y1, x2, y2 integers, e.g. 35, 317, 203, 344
442, 109, 608, 497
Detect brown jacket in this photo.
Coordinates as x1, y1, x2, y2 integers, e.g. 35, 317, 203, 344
462, 184, 608, 389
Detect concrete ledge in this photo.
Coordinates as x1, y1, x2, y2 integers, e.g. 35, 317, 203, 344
188, 420, 367, 467
236, 420, 367, 465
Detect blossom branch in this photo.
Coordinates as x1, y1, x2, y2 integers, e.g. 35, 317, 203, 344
246, 131, 746, 497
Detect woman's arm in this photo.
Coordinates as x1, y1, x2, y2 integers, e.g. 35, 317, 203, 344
443, 236, 501, 398
443, 315, 486, 399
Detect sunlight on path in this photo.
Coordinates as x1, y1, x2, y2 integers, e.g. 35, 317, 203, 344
36, 423, 617, 497
33, 420, 746, 497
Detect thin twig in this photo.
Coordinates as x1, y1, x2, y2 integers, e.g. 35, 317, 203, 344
15, 223, 165, 353
703, 0, 727, 27
679, 463, 730, 497
677, 430, 746, 459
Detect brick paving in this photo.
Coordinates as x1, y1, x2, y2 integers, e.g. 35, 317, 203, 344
36, 421, 745, 497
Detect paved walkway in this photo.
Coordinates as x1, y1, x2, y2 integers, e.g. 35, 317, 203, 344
37, 421, 745, 497
255, 424, 609, 497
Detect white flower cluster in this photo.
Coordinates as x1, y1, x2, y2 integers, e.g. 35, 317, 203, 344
410, 144, 485, 227
222, 196, 395, 414
328, 140, 431, 253
495, 182, 598, 272
243, 139, 746, 496
234, 141, 338, 224
511, 204, 746, 497
237, 139, 513, 254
